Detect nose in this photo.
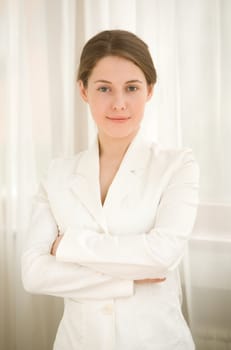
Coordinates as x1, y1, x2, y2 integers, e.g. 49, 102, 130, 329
112, 92, 126, 111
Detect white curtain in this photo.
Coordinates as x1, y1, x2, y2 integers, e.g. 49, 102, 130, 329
1, 0, 230, 349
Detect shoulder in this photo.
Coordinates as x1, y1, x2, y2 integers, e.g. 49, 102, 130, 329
150, 142, 196, 162
148, 142, 200, 178
47, 152, 82, 174
48, 151, 87, 175
44, 150, 87, 184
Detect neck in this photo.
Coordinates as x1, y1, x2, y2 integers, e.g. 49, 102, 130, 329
98, 130, 139, 159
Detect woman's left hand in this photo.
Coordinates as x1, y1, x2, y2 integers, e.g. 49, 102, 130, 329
51, 234, 64, 256
135, 278, 166, 284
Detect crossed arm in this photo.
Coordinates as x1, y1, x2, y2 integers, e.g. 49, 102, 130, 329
22, 150, 199, 299
50, 151, 199, 281
51, 234, 165, 284
22, 186, 164, 301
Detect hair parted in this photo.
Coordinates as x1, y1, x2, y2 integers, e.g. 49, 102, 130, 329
77, 29, 157, 87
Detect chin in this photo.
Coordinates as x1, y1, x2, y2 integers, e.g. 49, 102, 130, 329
107, 128, 139, 140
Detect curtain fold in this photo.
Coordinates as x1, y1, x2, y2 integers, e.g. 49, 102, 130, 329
1, 1, 230, 349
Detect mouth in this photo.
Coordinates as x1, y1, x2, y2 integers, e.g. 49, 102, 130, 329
106, 116, 131, 122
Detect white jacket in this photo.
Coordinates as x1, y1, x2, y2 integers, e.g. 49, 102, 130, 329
22, 131, 199, 350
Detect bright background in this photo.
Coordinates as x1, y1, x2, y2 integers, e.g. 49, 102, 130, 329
1, 0, 231, 349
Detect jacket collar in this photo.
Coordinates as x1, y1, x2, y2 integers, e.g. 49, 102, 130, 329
70, 129, 152, 232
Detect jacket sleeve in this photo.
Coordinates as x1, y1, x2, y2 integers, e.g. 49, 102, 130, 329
56, 150, 200, 280
21, 183, 134, 299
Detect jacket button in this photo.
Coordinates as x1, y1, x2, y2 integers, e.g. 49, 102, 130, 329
102, 304, 113, 315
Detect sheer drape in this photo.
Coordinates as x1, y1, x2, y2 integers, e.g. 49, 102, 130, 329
1, 0, 231, 349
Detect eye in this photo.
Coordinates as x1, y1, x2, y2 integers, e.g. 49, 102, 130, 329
127, 85, 138, 92
97, 86, 110, 92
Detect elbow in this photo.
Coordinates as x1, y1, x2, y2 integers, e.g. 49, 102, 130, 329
163, 252, 185, 272
21, 258, 38, 294
22, 274, 37, 294
22, 273, 37, 294
148, 237, 187, 274
21, 252, 46, 294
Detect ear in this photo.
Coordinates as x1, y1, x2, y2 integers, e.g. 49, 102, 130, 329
78, 80, 88, 102
146, 84, 154, 101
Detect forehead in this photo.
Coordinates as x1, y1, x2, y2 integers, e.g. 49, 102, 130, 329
89, 55, 146, 82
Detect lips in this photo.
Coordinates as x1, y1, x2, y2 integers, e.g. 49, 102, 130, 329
106, 116, 131, 121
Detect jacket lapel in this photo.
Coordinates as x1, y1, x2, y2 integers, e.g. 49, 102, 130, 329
70, 138, 108, 233
103, 130, 151, 210
69, 129, 151, 231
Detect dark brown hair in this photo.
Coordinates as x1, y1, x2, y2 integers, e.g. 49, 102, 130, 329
77, 29, 157, 87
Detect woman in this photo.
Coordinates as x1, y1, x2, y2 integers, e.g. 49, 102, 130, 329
22, 30, 199, 350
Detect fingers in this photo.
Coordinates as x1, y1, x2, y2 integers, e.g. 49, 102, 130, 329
50, 234, 64, 256
135, 278, 166, 284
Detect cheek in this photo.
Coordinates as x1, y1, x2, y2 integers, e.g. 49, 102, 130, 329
88, 100, 106, 123
90, 96, 113, 116
132, 97, 147, 116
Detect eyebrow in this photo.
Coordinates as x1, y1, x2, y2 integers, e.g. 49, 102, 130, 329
93, 79, 143, 84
